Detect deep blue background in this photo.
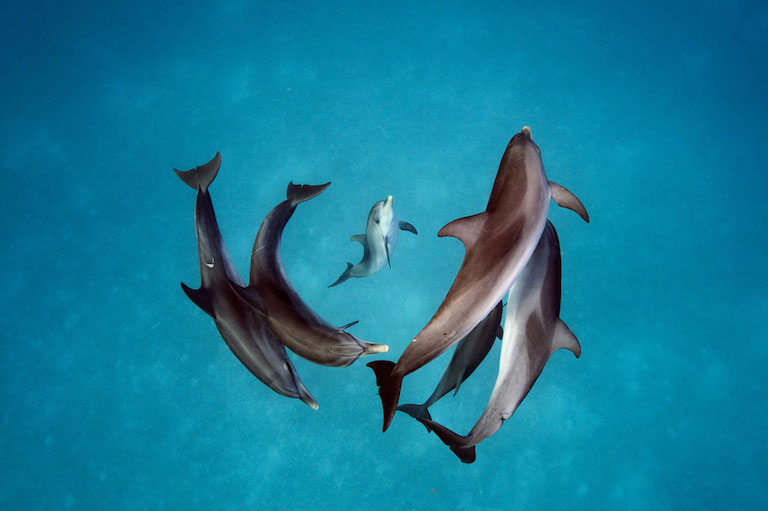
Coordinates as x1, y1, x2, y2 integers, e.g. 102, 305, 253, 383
1, 1, 766, 509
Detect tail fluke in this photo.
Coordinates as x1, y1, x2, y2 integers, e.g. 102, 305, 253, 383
396, 403, 433, 432
174, 152, 221, 193
286, 181, 331, 206
329, 262, 354, 287
418, 418, 477, 463
367, 360, 402, 432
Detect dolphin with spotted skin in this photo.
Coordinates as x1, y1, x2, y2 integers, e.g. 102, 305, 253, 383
330, 195, 417, 287
369, 126, 588, 431
418, 221, 581, 463
230, 182, 389, 367
175, 153, 318, 409
396, 301, 504, 429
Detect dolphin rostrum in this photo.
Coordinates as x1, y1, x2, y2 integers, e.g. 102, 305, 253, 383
396, 301, 504, 429
230, 182, 389, 367
175, 153, 318, 409
369, 126, 588, 431
330, 195, 417, 287
418, 221, 581, 463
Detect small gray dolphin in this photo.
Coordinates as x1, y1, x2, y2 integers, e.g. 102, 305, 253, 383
175, 153, 318, 409
418, 221, 581, 463
396, 301, 503, 429
230, 182, 389, 367
369, 126, 588, 431
330, 196, 417, 287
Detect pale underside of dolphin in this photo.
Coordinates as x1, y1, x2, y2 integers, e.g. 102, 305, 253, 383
418, 221, 581, 463
230, 182, 389, 367
396, 301, 504, 429
174, 153, 318, 409
329, 196, 417, 287
369, 126, 589, 431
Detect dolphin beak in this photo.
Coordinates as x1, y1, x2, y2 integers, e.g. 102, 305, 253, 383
521, 126, 532, 138
385, 195, 393, 207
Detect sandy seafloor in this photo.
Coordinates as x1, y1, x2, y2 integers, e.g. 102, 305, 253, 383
1, 1, 766, 509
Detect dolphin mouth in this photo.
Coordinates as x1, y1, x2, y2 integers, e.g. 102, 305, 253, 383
385, 195, 393, 206
521, 126, 532, 138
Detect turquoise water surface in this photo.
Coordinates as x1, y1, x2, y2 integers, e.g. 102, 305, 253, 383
2, 1, 766, 509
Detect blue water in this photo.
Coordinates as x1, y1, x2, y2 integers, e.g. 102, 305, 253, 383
2, 1, 766, 509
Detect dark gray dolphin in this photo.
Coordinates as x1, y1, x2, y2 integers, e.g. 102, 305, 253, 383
369, 126, 588, 431
330, 195, 417, 287
231, 182, 389, 367
175, 153, 318, 409
418, 221, 581, 463
396, 301, 504, 429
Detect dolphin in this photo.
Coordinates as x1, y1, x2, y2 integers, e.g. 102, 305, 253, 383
330, 195, 417, 287
174, 153, 318, 409
418, 221, 581, 463
369, 126, 588, 431
396, 301, 504, 430
230, 182, 389, 367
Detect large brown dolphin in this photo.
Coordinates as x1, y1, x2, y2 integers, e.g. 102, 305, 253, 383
231, 182, 389, 367
396, 301, 503, 429
369, 126, 588, 431
418, 221, 581, 463
175, 153, 318, 409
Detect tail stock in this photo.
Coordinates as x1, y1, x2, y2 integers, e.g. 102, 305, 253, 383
417, 418, 477, 464
396, 403, 433, 432
329, 262, 354, 288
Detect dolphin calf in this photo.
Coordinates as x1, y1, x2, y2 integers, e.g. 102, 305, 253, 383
369, 126, 588, 431
329, 195, 417, 287
418, 221, 581, 463
175, 153, 318, 409
231, 182, 389, 367
396, 301, 504, 429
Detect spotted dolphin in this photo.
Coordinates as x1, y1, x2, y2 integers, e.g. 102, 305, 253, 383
330, 195, 417, 287
369, 126, 588, 431
230, 182, 389, 367
418, 221, 581, 463
175, 153, 318, 409
396, 301, 504, 429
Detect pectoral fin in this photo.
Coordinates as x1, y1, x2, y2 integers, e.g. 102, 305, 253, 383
180, 283, 214, 318
553, 319, 581, 357
549, 181, 589, 223
350, 234, 366, 245
339, 321, 359, 331
496, 325, 504, 339
438, 212, 486, 249
398, 221, 418, 235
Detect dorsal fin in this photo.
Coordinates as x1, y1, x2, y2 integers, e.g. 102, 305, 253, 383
452, 367, 467, 397
549, 181, 589, 223
180, 283, 215, 318
553, 319, 581, 357
437, 212, 487, 248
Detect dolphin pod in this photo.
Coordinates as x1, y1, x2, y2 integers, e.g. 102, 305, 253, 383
174, 153, 318, 409
329, 195, 417, 287
368, 126, 588, 432
418, 221, 581, 463
174, 125, 587, 461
